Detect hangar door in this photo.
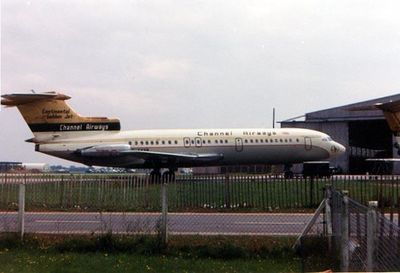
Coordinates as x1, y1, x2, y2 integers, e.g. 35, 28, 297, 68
348, 120, 393, 174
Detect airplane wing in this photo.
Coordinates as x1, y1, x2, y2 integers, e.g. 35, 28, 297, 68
366, 158, 400, 162
121, 150, 224, 163
78, 144, 224, 166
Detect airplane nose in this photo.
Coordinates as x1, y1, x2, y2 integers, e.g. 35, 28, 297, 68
337, 143, 346, 154
330, 142, 346, 155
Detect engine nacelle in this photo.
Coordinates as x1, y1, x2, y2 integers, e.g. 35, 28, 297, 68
79, 144, 131, 157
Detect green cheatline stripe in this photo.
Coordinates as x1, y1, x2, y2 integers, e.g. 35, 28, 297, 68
28, 122, 121, 132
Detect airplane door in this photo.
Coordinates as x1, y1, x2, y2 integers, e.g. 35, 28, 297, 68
235, 138, 243, 152
304, 137, 312, 151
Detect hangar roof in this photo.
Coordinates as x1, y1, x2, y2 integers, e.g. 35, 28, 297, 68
282, 93, 400, 123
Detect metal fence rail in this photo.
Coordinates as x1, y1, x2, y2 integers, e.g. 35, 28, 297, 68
1, 174, 400, 213
0, 174, 321, 237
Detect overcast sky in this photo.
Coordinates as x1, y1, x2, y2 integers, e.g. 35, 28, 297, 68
1, 0, 400, 165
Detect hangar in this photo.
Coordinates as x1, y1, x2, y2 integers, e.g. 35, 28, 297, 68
281, 94, 400, 174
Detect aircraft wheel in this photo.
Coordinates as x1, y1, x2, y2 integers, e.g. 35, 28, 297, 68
150, 169, 161, 183
284, 171, 294, 179
162, 170, 176, 182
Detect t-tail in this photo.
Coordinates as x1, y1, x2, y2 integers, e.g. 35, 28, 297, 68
1, 91, 120, 142
375, 100, 400, 134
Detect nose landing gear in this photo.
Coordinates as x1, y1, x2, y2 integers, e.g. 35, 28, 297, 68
284, 164, 294, 179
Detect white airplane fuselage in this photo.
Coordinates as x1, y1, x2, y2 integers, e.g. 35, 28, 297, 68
36, 127, 345, 169
1, 91, 346, 171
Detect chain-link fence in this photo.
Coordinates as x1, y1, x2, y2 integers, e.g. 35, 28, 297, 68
296, 187, 400, 272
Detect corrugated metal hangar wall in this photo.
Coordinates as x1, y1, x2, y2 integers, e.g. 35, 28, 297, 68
281, 94, 400, 174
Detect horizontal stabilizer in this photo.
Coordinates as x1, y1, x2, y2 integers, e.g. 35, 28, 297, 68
1, 92, 70, 106
346, 105, 380, 111
375, 100, 400, 112
347, 99, 400, 132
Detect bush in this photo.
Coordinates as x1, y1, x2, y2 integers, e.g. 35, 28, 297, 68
0, 233, 297, 260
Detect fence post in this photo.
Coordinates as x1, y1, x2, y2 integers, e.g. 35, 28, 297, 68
224, 175, 230, 208
367, 200, 378, 272
310, 176, 314, 206
325, 185, 333, 251
341, 190, 349, 272
161, 182, 168, 245
18, 179, 26, 240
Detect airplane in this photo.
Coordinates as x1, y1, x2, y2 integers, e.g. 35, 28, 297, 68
368, 99, 400, 165
375, 99, 400, 150
348, 99, 400, 173
1, 91, 346, 178
351, 99, 400, 154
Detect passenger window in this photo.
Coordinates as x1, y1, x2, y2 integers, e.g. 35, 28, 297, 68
220, 140, 223, 144
162, 141, 165, 145
145, 141, 149, 145
225, 140, 228, 144
168, 140, 172, 145
250, 139, 253, 143
150, 141, 154, 145
215, 140, 218, 144
260, 139, 263, 143
140, 141, 144, 145
174, 140, 178, 144
156, 141, 159, 145
255, 139, 258, 143
208, 140, 211, 144
244, 139, 248, 143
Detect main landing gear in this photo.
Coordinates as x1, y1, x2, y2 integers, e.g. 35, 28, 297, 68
150, 168, 176, 183
150, 169, 161, 183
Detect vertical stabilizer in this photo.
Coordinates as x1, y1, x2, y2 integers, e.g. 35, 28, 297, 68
375, 100, 400, 133
1, 92, 120, 139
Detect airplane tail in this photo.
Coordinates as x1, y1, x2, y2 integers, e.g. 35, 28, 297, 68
1, 91, 120, 141
375, 100, 400, 133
